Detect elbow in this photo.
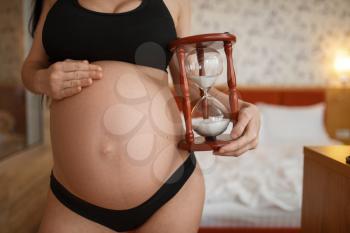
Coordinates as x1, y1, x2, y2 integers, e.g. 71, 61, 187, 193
21, 61, 28, 89
20, 59, 42, 95
21, 60, 34, 93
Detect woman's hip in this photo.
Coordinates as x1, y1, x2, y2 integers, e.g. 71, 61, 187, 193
40, 151, 205, 233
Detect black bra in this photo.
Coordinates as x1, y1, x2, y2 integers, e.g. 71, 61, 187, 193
42, 0, 178, 71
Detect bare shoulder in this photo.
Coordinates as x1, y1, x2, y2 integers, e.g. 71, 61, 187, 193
163, 0, 192, 37
47, 0, 58, 6
162, 0, 191, 21
162, 0, 180, 21
177, 0, 191, 9
44, 0, 58, 10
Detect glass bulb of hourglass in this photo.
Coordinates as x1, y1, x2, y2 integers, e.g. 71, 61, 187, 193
185, 47, 223, 90
191, 95, 230, 137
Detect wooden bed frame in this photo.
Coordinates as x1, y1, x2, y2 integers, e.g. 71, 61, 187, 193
0, 85, 26, 135
171, 86, 325, 233
230, 86, 325, 106
172, 86, 325, 110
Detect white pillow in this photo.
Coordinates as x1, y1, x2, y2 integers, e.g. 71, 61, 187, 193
256, 102, 331, 145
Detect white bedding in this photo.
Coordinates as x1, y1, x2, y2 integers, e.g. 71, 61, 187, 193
196, 143, 313, 227
200, 202, 301, 228
193, 103, 341, 228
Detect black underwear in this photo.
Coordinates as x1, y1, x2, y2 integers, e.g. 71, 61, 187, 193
50, 151, 196, 232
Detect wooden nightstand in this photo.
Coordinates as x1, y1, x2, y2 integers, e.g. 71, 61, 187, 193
301, 146, 350, 233
326, 87, 350, 144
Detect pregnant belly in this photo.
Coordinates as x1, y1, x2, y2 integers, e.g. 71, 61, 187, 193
49, 61, 187, 209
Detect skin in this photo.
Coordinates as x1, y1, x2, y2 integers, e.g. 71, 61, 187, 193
21, 0, 260, 232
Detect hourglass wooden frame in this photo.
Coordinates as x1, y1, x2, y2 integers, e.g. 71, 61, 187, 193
169, 32, 239, 151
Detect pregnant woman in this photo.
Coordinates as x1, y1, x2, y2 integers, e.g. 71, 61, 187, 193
22, 0, 260, 232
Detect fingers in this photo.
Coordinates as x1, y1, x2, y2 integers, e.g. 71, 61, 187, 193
65, 59, 88, 64
48, 59, 103, 100
60, 86, 82, 98
215, 126, 255, 156
64, 70, 102, 81
56, 60, 103, 83
214, 104, 261, 157
60, 59, 102, 72
62, 78, 93, 89
214, 137, 258, 157
230, 109, 251, 139
63, 60, 102, 72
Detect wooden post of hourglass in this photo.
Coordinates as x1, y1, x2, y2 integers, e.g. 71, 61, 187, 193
176, 46, 194, 145
224, 41, 239, 123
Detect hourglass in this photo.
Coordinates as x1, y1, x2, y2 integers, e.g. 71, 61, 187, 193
169, 32, 239, 151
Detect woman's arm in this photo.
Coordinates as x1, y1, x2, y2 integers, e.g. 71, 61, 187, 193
22, 0, 55, 94
168, 0, 202, 103
22, 0, 102, 100
168, 0, 260, 156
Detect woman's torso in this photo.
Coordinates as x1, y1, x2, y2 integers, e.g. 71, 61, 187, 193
45, 0, 190, 210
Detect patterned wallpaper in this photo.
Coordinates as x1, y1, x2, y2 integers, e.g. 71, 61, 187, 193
191, 0, 350, 86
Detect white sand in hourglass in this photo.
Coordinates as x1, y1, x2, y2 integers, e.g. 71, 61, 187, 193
190, 76, 217, 90
192, 117, 230, 137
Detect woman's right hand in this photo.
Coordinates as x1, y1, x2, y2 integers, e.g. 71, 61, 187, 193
39, 59, 103, 100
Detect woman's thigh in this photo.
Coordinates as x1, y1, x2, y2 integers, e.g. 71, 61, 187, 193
37, 189, 118, 233
37, 164, 205, 233
135, 164, 205, 233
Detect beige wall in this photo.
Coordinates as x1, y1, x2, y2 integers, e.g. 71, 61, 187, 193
191, 0, 350, 86
0, 0, 23, 86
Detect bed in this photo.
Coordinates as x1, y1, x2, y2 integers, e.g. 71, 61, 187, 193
172, 86, 341, 233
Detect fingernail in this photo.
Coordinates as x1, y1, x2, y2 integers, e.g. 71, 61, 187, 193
219, 148, 225, 153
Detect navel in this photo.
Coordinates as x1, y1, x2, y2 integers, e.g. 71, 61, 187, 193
99, 134, 118, 159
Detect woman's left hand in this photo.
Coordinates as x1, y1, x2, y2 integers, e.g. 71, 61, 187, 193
214, 100, 261, 157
